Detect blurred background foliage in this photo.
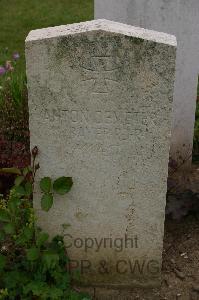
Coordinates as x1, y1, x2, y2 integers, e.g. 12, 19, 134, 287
0, 0, 93, 192
0, 0, 93, 69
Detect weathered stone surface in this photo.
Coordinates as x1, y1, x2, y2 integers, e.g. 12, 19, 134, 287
94, 287, 160, 300
26, 19, 176, 287
95, 1, 199, 165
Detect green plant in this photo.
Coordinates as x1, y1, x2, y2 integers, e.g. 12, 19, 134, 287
0, 148, 91, 300
0, 50, 30, 196
0, 50, 26, 107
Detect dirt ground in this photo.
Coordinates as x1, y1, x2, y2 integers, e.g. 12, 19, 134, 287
78, 164, 199, 300
149, 163, 199, 300
159, 214, 199, 300
86, 215, 199, 300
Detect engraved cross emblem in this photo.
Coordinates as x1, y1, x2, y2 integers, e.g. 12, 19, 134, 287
82, 56, 120, 95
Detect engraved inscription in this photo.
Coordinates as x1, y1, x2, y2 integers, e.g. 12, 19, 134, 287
42, 107, 155, 159
44, 109, 146, 125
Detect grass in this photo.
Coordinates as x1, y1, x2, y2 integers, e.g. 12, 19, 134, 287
0, 0, 93, 68
0, 0, 93, 172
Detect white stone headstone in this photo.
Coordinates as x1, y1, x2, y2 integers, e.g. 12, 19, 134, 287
26, 19, 176, 287
95, 0, 199, 166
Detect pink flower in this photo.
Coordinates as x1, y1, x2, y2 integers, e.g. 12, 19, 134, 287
0, 66, 6, 76
13, 52, 20, 60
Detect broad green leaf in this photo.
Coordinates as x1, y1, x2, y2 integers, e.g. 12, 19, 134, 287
0, 209, 10, 222
14, 176, 24, 187
41, 193, 53, 212
24, 227, 34, 241
8, 198, 20, 214
53, 177, 73, 195
27, 247, 40, 261
4, 223, 15, 235
15, 227, 34, 245
0, 254, 6, 270
0, 167, 21, 175
40, 177, 52, 193
15, 185, 26, 197
42, 251, 59, 269
36, 232, 49, 247
25, 182, 33, 196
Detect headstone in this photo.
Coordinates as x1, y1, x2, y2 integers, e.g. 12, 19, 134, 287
26, 19, 176, 287
95, 0, 199, 166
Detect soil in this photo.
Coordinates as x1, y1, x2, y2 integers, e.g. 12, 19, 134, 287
90, 215, 199, 300
83, 164, 199, 300
159, 214, 199, 300
113, 164, 199, 300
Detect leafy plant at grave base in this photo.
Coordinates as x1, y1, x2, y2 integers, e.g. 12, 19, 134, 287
0, 147, 91, 300
0, 49, 30, 195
